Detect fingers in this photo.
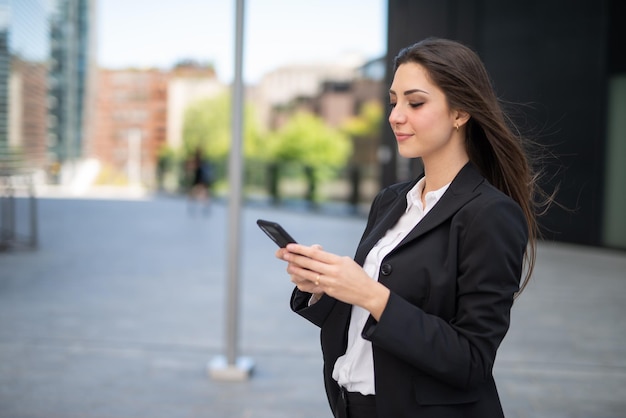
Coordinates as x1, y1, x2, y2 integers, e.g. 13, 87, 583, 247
276, 244, 321, 262
277, 245, 320, 289
277, 243, 332, 295
275, 247, 287, 259
290, 273, 322, 294
284, 243, 336, 267
286, 243, 323, 257
286, 260, 316, 282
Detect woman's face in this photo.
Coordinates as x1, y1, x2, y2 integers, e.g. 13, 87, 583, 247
388, 62, 461, 162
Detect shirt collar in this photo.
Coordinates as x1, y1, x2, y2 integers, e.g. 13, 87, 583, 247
406, 177, 450, 213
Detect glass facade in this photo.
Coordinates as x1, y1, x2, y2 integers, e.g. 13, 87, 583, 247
0, 0, 49, 173
48, 0, 95, 167
0, 0, 94, 177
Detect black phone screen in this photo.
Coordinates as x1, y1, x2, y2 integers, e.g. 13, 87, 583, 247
256, 219, 297, 248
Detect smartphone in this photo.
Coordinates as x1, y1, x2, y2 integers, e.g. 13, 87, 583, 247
256, 219, 297, 248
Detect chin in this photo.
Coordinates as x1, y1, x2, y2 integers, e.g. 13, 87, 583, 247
397, 146, 422, 160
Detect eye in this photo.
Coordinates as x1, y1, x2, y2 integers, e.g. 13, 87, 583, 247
388, 102, 397, 109
409, 102, 424, 108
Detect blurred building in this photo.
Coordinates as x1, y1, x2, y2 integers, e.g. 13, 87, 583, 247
254, 54, 367, 130
0, 0, 50, 173
90, 62, 223, 187
274, 58, 385, 164
166, 61, 225, 149
7, 59, 48, 164
382, 0, 626, 249
257, 56, 384, 142
318, 58, 386, 131
249, 56, 386, 206
48, 0, 97, 174
91, 68, 168, 187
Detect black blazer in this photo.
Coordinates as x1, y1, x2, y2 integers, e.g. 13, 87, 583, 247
291, 163, 528, 418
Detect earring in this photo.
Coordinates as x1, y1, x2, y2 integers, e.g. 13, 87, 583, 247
455, 124, 459, 131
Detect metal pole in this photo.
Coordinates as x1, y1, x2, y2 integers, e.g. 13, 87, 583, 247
225, 0, 245, 366
208, 0, 253, 381
29, 174, 38, 249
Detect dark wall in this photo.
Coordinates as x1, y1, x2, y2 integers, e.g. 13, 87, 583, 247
608, 0, 626, 74
383, 0, 614, 246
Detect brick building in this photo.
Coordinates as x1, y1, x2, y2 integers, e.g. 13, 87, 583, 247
7, 58, 48, 170
91, 69, 168, 187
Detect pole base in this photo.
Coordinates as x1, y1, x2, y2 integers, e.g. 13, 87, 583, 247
208, 355, 254, 381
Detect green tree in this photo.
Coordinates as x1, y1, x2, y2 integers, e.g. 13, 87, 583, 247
269, 111, 352, 168
181, 92, 264, 160
340, 100, 384, 208
341, 100, 384, 140
268, 111, 353, 203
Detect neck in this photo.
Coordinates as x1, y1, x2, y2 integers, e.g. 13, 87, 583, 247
421, 155, 469, 194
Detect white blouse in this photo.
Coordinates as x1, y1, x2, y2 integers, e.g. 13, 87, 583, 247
331, 177, 450, 395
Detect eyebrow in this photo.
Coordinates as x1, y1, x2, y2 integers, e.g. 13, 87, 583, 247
389, 88, 430, 96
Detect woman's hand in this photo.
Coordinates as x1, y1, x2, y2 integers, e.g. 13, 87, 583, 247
276, 243, 390, 320
275, 245, 324, 296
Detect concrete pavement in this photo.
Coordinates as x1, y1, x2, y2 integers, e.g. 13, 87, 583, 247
0, 193, 625, 418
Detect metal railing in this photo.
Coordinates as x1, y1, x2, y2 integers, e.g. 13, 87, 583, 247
0, 147, 40, 252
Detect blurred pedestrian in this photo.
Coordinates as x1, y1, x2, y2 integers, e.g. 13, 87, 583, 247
187, 148, 213, 215
275, 38, 548, 418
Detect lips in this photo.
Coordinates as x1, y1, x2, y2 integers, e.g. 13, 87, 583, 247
394, 132, 413, 142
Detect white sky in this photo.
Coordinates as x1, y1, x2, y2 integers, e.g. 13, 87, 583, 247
97, 0, 388, 84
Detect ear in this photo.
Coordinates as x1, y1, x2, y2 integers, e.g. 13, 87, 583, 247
454, 109, 471, 128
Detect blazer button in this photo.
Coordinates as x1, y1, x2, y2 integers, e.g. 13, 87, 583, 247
380, 263, 392, 276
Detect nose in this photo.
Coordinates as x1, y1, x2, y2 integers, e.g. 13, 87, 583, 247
388, 106, 405, 127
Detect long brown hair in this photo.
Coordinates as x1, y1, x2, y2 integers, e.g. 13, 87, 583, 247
394, 37, 543, 295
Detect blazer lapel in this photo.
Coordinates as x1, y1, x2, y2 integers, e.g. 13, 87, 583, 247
354, 179, 418, 265
394, 163, 484, 251
355, 163, 486, 264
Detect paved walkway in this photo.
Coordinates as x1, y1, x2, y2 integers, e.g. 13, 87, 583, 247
0, 193, 625, 418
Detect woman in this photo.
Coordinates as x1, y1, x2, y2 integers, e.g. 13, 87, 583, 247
277, 38, 541, 418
